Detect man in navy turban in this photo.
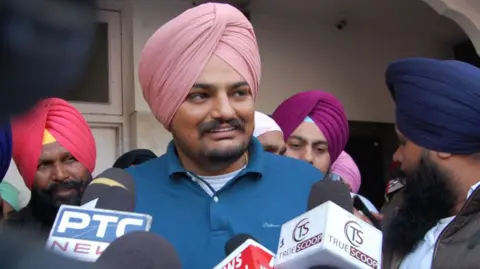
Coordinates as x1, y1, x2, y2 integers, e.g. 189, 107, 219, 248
0, 122, 12, 183
383, 58, 480, 269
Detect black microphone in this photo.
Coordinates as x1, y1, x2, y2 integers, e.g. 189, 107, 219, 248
307, 177, 354, 212
81, 168, 136, 211
0, 231, 108, 269
96, 231, 182, 269
0, 0, 96, 122
225, 233, 258, 256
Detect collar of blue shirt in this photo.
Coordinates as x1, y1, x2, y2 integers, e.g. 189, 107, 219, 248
166, 136, 264, 180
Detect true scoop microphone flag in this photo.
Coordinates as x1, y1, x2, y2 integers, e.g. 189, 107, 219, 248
213, 238, 275, 269
46, 205, 152, 262
273, 201, 382, 269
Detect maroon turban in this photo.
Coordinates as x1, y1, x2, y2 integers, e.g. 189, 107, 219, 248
272, 90, 349, 163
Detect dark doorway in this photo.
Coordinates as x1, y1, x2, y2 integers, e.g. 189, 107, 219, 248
346, 121, 398, 209
345, 136, 385, 209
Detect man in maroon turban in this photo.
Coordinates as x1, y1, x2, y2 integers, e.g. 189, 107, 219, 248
272, 90, 349, 174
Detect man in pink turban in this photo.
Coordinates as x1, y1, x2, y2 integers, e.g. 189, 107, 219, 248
331, 151, 361, 193
4, 98, 96, 238
331, 151, 378, 214
273, 90, 349, 174
130, 4, 325, 269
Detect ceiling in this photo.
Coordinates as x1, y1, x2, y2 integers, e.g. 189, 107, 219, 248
189, 0, 467, 44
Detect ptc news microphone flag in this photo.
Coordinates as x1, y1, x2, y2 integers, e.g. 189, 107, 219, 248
46, 205, 152, 262
213, 238, 275, 269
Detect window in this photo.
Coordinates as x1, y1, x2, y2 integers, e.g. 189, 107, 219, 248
67, 10, 122, 115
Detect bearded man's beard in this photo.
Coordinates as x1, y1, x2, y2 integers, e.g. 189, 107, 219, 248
384, 153, 458, 257
30, 177, 91, 225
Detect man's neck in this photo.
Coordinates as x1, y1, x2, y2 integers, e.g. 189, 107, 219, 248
452, 165, 480, 215
452, 179, 480, 215
176, 148, 247, 176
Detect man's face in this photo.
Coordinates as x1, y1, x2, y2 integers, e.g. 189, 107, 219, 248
33, 142, 92, 208
257, 131, 286, 155
170, 55, 254, 166
284, 122, 330, 173
393, 127, 423, 175
385, 131, 459, 256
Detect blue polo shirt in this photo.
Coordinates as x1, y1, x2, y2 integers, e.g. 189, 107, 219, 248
128, 138, 324, 269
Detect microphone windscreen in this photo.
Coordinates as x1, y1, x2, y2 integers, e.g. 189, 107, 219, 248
0, 0, 96, 123
225, 233, 258, 256
96, 231, 182, 269
95, 187, 135, 212
82, 168, 135, 205
307, 177, 354, 213
0, 231, 106, 269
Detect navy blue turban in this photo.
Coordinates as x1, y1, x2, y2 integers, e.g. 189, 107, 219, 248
387, 57, 480, 154
0, 122, 12, 182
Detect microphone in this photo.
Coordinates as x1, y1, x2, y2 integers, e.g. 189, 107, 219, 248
96, 231, 182, 269
0, 0, 96, 122
274, 179, 382, 269
225, 233, 259, 256
46, 168, 152, 262
214, 233, 275, 269
81, 168, 136, 210
0, 231, 108, 269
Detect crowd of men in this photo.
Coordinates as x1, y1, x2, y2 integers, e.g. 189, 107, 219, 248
0, 2, 479, 269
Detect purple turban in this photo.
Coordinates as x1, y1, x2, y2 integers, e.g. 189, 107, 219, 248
272, 90, 349, 163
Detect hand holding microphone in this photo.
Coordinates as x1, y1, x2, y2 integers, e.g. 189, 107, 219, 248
352, 196, 383, 230
274, 179, 382, 269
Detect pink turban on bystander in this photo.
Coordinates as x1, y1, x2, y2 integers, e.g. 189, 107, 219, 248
331, 151, 361, 193
12, 98, 96, 190
138, 3, 261, 129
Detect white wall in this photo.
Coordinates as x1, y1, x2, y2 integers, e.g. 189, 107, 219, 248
129, 0, 454, 123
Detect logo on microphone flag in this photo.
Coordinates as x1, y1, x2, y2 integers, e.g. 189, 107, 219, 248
274, 201, 382, 269
46, 205, 152, 262
213, 239, 275, 269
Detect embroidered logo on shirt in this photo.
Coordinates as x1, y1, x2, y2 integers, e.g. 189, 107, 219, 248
263, 222, 280, 228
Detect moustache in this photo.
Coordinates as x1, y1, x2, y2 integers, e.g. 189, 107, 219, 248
199, 118, 245, 136
45, 179, 83, 195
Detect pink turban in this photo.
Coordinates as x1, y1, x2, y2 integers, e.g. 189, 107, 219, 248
272, 90, 349, 163
331, 151, 361, 193
12, 98, 96, 190
138, 3, 261, 129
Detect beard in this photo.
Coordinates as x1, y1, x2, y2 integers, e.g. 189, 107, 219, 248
384, 153, 458, 257
175, 135, 250, 171
203, 141, 249, 164
30, 177, 91, 225
173, 117, 251, 171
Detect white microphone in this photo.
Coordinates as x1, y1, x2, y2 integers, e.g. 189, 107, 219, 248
274, 179, 382, 269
